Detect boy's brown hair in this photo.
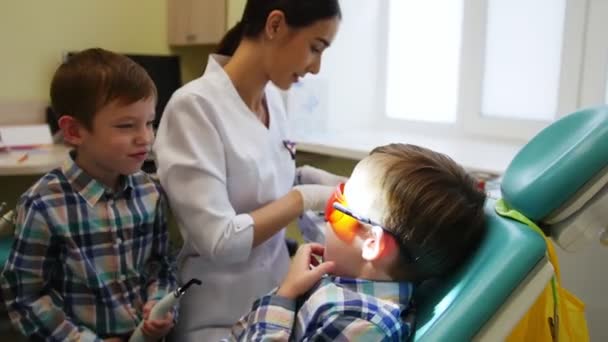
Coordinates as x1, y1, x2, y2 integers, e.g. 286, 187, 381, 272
370, 143, 487, 280
50, 48, 157, 129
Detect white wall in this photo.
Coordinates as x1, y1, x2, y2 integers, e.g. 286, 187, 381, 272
557, 242, 608, 340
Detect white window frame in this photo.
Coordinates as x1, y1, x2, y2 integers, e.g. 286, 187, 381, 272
579, 0, 608, 106
378, 0, 591, 142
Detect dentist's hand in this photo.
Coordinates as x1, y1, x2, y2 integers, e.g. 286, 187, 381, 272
297, 165, 347, 186
293, 184, 334, 212
277, 243, 335, 300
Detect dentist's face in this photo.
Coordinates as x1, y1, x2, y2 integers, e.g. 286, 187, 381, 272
265, 15, 340, 90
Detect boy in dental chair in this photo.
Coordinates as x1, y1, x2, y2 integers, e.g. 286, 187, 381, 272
225, 143, 487, 341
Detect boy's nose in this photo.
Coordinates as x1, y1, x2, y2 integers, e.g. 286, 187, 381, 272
136, 128, 154, 145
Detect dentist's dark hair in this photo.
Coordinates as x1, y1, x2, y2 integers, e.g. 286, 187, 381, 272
216, 0, 342, 56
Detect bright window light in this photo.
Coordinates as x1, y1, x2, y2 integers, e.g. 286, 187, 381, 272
481, 0, 566, 121
386, 0, 463, 123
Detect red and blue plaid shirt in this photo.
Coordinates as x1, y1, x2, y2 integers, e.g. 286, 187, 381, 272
0, 155, 176, 341
226, 276, 415, 341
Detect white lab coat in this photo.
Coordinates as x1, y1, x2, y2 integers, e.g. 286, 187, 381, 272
153, 55, 294, 342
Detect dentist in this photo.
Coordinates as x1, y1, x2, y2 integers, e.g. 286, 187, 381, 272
153, 0, 343, 340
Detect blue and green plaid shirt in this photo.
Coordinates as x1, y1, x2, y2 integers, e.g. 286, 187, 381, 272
226, 276, 415, 341
0, 155, 176, 341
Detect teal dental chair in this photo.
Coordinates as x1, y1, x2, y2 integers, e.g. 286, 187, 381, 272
412, 106, 607, 340
0, 204, 16, 333
0, 203, 14, 268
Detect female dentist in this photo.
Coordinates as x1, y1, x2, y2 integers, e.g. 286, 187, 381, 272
153, 0, 343, 340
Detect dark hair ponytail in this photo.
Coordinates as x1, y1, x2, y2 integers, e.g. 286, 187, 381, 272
216, 0, 342, 56
217, 21, 245, 56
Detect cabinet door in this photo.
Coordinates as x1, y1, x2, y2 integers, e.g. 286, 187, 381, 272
227, 0, 246, 29
168, 0, 226, 45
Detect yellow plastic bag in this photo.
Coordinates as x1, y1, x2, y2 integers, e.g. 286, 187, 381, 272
496, 199, 589, 342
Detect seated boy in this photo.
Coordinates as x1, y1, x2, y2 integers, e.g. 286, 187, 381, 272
226, 143, 487, 341
0, 48, 177, 341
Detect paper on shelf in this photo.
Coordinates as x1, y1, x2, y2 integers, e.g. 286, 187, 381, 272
0, 124, 53, 150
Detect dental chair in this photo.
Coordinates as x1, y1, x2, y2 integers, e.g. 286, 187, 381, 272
0, 203, 14, 269
412, 106, 607, 341
295, 107, 607, 340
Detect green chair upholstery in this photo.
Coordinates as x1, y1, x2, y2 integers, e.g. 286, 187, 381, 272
501, 106, 608, 221
0, 237, 13, 268
412, 198, 546, 341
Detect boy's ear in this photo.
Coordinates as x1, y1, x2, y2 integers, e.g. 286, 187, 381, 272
58, 115, 85, 146
361, 226, 396, 261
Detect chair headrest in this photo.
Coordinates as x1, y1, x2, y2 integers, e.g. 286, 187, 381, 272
413, 199, 546, 340
501, 106, 608, 249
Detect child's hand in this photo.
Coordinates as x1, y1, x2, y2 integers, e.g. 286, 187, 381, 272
277, 243, 335, 300
141, 300, 175, 341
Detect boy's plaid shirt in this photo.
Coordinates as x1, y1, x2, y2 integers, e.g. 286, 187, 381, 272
227, 276, 415, 341
0, 155, 176, 341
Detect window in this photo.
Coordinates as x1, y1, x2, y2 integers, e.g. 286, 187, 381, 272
480, 0, 566, 121
578, 0, 608, 107
317, 0, 607, 142
385, 1, 463, 123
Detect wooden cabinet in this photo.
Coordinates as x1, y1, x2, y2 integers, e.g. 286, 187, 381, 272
168, 0, 246, 46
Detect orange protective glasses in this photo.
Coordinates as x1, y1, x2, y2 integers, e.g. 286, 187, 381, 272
324, 183, 418, 263
324, 183, 361, 243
